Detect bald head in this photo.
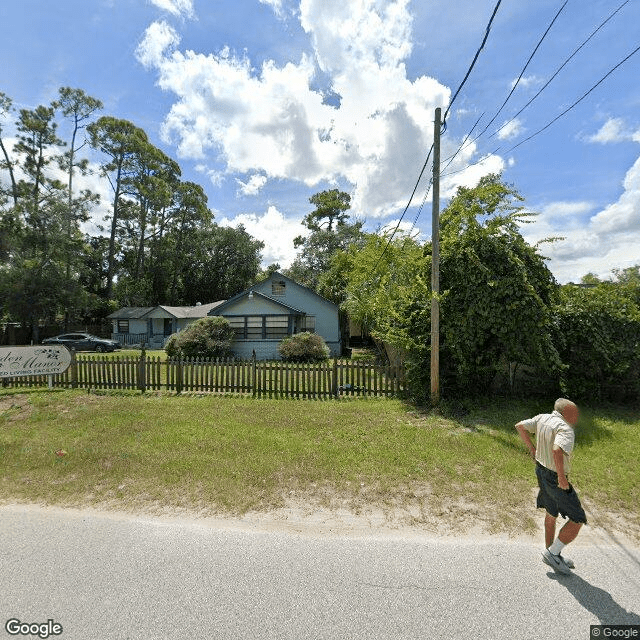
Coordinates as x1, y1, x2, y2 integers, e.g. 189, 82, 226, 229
554, 398, 579, 426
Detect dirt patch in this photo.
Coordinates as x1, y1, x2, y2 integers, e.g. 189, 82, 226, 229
0, 395, 33, 423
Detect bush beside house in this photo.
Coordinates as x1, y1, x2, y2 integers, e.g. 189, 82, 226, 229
279, 333, 330, 362
165, 317, 234, 359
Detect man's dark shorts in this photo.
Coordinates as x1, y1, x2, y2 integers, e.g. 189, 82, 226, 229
535, 462, 587, 524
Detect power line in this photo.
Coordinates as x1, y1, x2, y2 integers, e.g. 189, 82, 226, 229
476, 0, 568, 138
504, 42, 640, 154
490, 0, 630, 140
440, 0, 630, 181
440, 147, 501, 179
441, 112, 484, 174
442, 0, 503, 128
371, 0, 504, 273
406, 177, 434, 239
441, 0, 569, 166
370, 144, 434, 274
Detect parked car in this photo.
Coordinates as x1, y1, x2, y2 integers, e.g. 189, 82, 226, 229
42, 333, 121, 352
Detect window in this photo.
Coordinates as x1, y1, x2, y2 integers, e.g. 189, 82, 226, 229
246, 316, 264, 340
301, 316, 316, 333
227, 317, 246, 339
117, 319, 129, 334
266, 316, 289, 339
271, 280, 286, 296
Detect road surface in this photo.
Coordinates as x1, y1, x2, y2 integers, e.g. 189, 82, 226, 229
1, 505, 639, 640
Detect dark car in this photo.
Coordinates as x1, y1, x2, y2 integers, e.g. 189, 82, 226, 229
42, 333, 121, 353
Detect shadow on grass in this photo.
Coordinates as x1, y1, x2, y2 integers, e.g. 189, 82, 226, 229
419, 397, 625, 447
547, 572, 640, 625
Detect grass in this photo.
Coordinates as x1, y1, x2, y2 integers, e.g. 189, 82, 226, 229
93, 349, 167, 360
0, 390, 638, 537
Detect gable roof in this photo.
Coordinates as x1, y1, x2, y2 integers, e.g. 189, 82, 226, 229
107, 307, 154, 320
143, 301, 226, 319
108, 301, 225, 320
264, 272, 337, 307
211, 290, 305, 315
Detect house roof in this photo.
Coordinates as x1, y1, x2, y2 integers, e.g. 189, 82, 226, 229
143, 301, 226, 319
267, 271, 338, 307
208, 272, 336, 317
212, 290, 306, 316
108, 301, 226, 320
107, 307, 154, 320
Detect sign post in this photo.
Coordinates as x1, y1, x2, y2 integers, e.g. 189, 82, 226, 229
0, 346, 73, 382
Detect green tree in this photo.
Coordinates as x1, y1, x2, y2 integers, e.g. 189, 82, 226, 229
436, 174, 559, 394
0, 92, 18, 207
288, 189, 364, 291
87, 116, 149, 300
177, 224, 264, 304
340, 175, 560, 399
553, 283, 640, 400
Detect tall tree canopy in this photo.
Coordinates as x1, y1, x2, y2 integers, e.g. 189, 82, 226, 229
287, 189, 364, 292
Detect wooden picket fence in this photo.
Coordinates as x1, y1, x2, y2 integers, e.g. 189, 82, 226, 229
1, 353, 406, 399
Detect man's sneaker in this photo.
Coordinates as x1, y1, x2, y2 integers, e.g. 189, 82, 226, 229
561, 555, 575, 569
542, 549, 572, 574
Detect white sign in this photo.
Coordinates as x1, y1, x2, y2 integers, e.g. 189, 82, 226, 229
0, 346, 72, 378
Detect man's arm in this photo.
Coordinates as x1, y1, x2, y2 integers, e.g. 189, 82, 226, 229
515, 422, 536, 460
553, 445, 570, 490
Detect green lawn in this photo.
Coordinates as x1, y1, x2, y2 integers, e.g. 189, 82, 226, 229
0, 390, 637, 537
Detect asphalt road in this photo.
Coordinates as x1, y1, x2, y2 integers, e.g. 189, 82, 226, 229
1, 505, 639, 640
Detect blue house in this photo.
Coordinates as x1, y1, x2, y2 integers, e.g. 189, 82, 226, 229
107, 273, 341, 359
210, 273, 341, 360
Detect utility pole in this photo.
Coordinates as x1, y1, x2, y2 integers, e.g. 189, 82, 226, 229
430, 107, 441, 405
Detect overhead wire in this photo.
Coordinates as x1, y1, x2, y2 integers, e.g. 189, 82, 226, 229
441, 0, 570, 169
503, 42, 640, 154
369, 144, 433, 274
489, 0, 630, 141
475, 0, 568, 139
441, 0, 632, 182
442, 0, 503, 129
373, 0, 504, 270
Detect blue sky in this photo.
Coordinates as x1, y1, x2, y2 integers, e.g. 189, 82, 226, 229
2, 0, 639, 281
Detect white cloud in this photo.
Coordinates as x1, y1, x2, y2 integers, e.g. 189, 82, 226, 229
148, 0, 194, 18
136, 20, 180, 68
136, 0, 457, 218
587, 117, 640, 144
496, 118, 523, 141
218, 206, 306, 267
258, 0, 285, 17
236, 173, 267, 196
511, 74, 541, 90
522, 156, 640, 282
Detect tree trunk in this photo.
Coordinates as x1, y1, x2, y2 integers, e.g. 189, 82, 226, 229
0, 135, 18, 208
105, 157, 123, 300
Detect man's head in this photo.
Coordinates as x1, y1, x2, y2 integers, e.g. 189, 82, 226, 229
554, 398, 579, 426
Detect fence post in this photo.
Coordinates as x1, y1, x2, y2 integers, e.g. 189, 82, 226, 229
252, 354, 257, 398
137, 346, 147, 393
176, 359, 183, 395
70, 350, 78, 389
332, 358, 339, 398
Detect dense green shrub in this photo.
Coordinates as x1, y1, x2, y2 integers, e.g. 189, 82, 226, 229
552, 284, 640, 401
279, 332, 330, 362
165, 316, 234, 359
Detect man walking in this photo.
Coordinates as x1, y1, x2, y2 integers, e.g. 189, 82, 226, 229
515, 398, 587, 575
